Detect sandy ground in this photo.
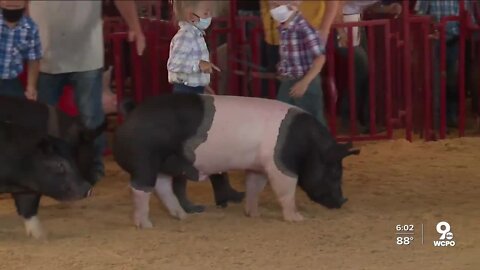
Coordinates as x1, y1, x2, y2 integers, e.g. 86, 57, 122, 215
0, 137, 479, 270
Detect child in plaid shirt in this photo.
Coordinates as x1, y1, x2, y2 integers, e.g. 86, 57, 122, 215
269, 0, 327, 125
166, 0, 244, 214
0, 0, 41, 100
167, 0, 219, 94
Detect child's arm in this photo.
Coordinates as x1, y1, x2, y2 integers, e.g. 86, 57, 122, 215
25, 60, 40, 100
25, 27, 42, 100
290, 22, 326, 98
290, 55, 325, 98
114, 0, 145, 55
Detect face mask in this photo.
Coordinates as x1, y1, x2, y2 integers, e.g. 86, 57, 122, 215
194, 17, 212, 30
270, 5, 294, 23
2, 8, 25, 23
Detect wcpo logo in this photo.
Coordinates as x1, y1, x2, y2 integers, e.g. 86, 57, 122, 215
433, 221, 455, 247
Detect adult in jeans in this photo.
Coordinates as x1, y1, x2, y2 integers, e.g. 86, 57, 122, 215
335, 0, 401, 133
415, 0, 475, 129
29, 1, 145, 182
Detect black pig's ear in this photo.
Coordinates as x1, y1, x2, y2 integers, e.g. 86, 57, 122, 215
325, 142, 360, 162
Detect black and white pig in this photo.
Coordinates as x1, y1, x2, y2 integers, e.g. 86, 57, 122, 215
0, 121, 94, 240
114, 94, 359, 228
0, 96, 106, 184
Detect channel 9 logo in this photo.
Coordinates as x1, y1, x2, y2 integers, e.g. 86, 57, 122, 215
433, 221, 455, 247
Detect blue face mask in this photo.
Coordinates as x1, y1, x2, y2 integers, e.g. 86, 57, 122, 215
194, 17, 212, 30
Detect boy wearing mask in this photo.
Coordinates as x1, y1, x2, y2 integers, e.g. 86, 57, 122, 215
269, 0, 327, 125
0, 0, 41, 100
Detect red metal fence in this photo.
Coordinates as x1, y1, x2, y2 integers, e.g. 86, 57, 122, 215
103, 0, 478, 142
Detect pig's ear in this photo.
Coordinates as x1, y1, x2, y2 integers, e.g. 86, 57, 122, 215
80, 120, 107, 142
324, 142, 360, 162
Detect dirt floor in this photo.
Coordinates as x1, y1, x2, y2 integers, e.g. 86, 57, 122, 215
0, 137, 479, 270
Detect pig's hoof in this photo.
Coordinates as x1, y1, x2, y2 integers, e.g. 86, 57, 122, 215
134, 218, 153, 229
244, 208, 260, 218
171, 209, 187, 220
180, 202, 205, 214
283, 212, 304, 222
24, 217, 47, 240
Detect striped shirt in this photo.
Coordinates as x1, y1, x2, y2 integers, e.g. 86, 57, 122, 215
0, 13, 42, 79
415, 0, 474, 38
167, 22, 210, 87
277, 13, 325, 79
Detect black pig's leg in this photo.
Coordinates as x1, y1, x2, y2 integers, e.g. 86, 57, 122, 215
12, 193, 45, 240
210, 173, 245, 208
172, 177, 205, 213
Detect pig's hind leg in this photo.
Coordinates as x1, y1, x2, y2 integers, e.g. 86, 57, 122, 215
131, 187, 153, 229
154, 174, 187, 220
130, 160, 157, 228
244, 172, 267, 217
12, 193, 46, 240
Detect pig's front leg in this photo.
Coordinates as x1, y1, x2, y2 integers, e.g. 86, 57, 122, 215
12, 193, 46, 240
154, 174, 187, 220
131, 187, 153, 228
266, 165, 304, 222
244, 172, 267, 218
172, 176, 205, 213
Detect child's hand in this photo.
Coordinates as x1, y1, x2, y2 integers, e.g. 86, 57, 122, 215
205, 85, 215, 95
199, 60, 221, 73
290, 79, 309, 98
25, 86, 37, 101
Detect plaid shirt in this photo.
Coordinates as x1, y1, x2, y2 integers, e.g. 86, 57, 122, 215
277, 13, 325, 79
415, 0, 475, 38
167, 22, 210, 87
0, 13, 42, 79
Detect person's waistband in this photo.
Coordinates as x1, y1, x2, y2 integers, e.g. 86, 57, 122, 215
0, 77, 20, 82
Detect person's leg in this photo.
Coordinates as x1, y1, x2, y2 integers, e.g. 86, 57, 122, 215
69, 69, 106, 180
210, 173, 244, 208
354, 46, 370, 130
336, 46, 350, 129
432, 40, 441, 131
446, 38, 459, 127
0, 78, 26, 98
37, 72, 68, 105
277, 79, 295, 106
295, 76, 327, 126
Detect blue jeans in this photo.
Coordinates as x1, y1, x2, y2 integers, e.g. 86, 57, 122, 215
277, 76, 326, 125
172, 83, 205, 94
336, 45, 370, 128
0, 78, 25, 98
432, 38, 459, 128
37, 68, 106, 175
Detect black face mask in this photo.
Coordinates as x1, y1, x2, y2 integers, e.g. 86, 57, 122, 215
2, 8, 25, 23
